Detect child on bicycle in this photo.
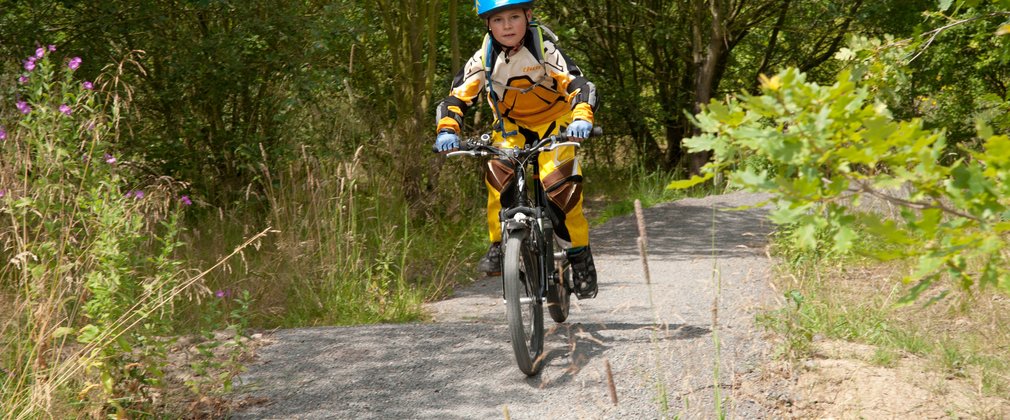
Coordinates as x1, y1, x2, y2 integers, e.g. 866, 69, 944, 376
433, 0, 599, 299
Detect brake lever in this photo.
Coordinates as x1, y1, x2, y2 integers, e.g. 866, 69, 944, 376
544, 141, 583, 151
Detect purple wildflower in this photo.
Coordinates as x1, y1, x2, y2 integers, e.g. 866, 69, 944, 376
104, 153, 116, 164
0, 126, 6, 141
134, 190, 144, 199
215, 290, 226, 298
23, 60, 35, 72
0, 190, 5, 198
68, 57, 82, 71
16, 101, 30, 115
180, 195, 193, 206
18, 75, 28, 84
47, 44, 56, 52
59, 104, 72, 116
83, 81, 94, 90
35, 47, 45, 59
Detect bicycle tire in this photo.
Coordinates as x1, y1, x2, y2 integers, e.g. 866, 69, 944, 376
503, 232, 544, 375
546, 260, 571, 323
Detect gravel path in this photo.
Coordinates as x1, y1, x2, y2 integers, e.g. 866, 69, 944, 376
232, 191, 778, 419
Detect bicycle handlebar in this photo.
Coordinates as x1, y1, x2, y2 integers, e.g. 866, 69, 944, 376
440, 126, 603, 158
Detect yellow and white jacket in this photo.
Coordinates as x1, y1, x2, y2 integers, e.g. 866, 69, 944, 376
436, 26, 598, 135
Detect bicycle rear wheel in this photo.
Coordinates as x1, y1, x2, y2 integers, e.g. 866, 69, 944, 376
503, 232, 544, 376
546, 260, 571, 323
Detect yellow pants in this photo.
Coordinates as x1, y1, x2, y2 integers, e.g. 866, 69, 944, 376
484, 115, 589, 249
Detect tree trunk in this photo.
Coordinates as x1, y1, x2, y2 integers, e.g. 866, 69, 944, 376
686, 0, 728, 174
374, 0, 441, 204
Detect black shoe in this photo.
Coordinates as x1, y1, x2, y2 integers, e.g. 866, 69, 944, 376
477, 242, 502, 275
568, 246, 597, 299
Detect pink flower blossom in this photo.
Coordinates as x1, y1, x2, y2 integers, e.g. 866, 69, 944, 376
180, 195, 193, 206
0, 190, 5, 198
127, 190, 144, 199
47, 44, 56, 52
35, 47, 45, 59
23, 60, 35, 72
104, 153, 116, 164
83, 81, 94, 90
59, 104, 72, 116
18, 75, 28, 84
0, 126, 6, 141
16, 101, 30, 114
68, 57, 82, 71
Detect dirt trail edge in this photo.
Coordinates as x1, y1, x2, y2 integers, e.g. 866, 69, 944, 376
232, 191, 779, 419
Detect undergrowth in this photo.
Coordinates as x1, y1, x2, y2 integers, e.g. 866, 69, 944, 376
759, 225, 1010, 402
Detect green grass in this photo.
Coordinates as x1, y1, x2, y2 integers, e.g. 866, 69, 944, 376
761, 248, 1010, 402
174, 147, 489, 330
584, 163, 713, 225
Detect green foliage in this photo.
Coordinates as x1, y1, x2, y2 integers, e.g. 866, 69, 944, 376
186, 290, 252, 396
906, 2, 1010, 143
587, 164, 695, 225
0, 46, 219, 417
676, 64, 1010, 301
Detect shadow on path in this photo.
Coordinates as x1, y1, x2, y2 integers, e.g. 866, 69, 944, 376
593, 194, 772, 260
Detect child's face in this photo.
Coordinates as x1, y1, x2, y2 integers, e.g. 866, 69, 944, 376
488, 8, 530, 48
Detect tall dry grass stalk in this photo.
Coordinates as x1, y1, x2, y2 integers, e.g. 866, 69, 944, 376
252, 141, 427, 325
634, 199, 672, 414
1, 228, 270, 418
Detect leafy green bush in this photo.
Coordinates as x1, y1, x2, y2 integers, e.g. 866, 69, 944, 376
675, 64, 1010, 302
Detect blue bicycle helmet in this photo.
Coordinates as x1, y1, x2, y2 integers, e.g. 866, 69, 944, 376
475, 0, 534, 19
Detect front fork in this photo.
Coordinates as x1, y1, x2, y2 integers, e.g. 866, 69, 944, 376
500, 208, 558, 304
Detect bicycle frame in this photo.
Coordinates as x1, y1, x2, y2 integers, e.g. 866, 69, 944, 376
499, 151, 555, 305
448, 133, 583, 301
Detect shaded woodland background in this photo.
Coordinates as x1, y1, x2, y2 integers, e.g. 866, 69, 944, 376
2, 0, 1007, 330
8, 1, 1005, 200
1, 0, 1008, 416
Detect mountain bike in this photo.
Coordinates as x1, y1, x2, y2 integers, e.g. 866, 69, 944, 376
445, 127, 601, 376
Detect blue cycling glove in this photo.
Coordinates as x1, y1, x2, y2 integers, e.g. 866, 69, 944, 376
434, 130, 460, 152
566, 120, 593, 139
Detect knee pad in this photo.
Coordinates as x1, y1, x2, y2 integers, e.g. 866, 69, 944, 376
543, 160, 583, 214
485, 159, 516, 193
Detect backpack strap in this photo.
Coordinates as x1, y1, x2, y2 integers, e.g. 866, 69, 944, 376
480, 23, 555, 139
528, 22, 555, 65
481, 33, 517, 138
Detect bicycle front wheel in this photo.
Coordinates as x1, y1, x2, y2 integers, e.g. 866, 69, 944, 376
503, 232, 544, 375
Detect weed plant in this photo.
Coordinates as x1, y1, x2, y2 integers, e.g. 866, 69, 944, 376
0, 46, 201, 417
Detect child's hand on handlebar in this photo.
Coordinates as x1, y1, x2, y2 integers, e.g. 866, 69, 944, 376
566, 120, 593, 140
433, 130, 460, 153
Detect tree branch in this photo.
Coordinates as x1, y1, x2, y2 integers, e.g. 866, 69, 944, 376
908, 12, 1010, 62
